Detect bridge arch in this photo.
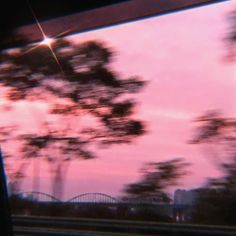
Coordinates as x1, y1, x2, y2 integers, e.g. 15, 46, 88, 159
17, 191, 60, 202
68, 192, 118, 203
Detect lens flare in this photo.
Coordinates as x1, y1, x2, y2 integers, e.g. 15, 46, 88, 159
28, 4, 65, 76
40, 37, 54, 46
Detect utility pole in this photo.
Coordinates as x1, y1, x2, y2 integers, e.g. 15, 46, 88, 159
0, 147, 13, 236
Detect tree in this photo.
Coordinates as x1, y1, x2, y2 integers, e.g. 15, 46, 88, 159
190, 110, 236, 191
189, 8, 236, 223
190, 111, 236, 225
123, 158, 189, 202
190, 110, 236, 165
0, 38, 146, 199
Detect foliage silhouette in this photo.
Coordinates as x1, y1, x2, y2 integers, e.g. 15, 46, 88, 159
124, 158, 189, 202
190, 11, 236, 224
190, 110, 236, 164
190, 111, 236, 225
0, 38, 146, 198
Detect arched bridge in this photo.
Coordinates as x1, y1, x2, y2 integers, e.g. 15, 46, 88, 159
16, 191, 118, 203
14, 191, 191, 221
68, 193, 118, 204
16, 191, 60, 202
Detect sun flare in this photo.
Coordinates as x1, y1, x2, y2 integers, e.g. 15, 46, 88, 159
40, 36, 54, 46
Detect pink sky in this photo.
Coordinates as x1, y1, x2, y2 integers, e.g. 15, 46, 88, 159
5, 1, 235, 200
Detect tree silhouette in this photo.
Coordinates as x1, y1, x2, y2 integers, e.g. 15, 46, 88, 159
190, 111, 236, 225
189, 9, 236, 223
190, 110, 236, 165
0, 38, 146, 199
123, 158, 189, 202
190, 110, 236, 190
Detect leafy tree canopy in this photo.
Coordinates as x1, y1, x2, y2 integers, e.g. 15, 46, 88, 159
0, 38, 146, 198
0, 38, 146, 156
123, 158, 189, 202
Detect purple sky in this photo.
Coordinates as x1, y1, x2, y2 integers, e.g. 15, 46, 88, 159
5, 1, 235, 200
